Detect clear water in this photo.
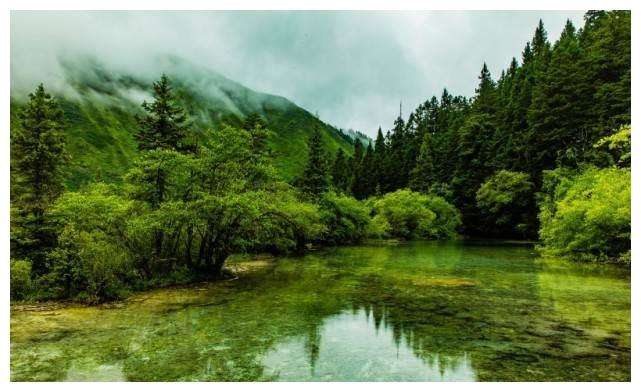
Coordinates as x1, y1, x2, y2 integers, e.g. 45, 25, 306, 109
10, 240, 631, 381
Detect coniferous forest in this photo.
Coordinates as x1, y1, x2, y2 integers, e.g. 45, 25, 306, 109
10, 10, 630, 305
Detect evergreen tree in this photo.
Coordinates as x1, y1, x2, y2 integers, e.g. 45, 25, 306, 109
472, 63, 498, 115
243, 112, 270, 157
528, 20, 591, 172
409, 132, 434, 193
11, 84, 67, 274
242, 112, 266, 131
331, 149, 350, 192
135, 75, 192, 258
136, 74, 190, 152
299, 128, 330, 197
579, 11, 631, 136
386, 116, 409, 190
348, 140, 364, 193
353, 143, 376, 199
373, 128, 388, 191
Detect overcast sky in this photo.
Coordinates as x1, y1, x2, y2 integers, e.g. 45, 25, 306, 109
11, 11, 585, 137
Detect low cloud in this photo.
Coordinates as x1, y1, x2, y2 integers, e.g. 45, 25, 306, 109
11, 10, 585, 137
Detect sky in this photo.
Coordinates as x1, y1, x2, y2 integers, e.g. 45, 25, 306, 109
11, 11, 585, 137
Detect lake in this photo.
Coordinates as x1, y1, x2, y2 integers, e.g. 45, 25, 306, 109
10, 240, 631, 381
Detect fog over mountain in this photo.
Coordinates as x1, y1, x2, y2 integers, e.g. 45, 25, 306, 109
11, 10, 584, 137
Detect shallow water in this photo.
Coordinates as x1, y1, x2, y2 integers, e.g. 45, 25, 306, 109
10, 240, 630, 381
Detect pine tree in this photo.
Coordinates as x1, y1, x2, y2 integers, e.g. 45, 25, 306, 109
299, 128, 330, 197
353, 143, 375, 199
242, 112, 266, 131
579, 11, 631, 136
473, 63, 498, 115
243, 112, 270, 157
332, 149, 350, 192
409, 132, 434, 193
386, 116, 408, 190
373, 128, 387, 191
11, 84, 67, 274
528, 20, 591, 171
136, 74, 190, 152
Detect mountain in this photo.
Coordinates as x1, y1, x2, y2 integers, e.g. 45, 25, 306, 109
10, 56, 362, 188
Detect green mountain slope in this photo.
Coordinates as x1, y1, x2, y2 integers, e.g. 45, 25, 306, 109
10, 56, 359, 188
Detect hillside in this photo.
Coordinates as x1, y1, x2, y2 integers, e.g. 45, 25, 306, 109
10, 56, 360, 188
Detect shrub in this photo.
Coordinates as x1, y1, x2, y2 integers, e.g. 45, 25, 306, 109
319, 192, 371, 244
539, 166, 630, 262
370, 189, 460, 240
10, 259, 32, 300
476, 170, 535, 237
42, 183, 138, 302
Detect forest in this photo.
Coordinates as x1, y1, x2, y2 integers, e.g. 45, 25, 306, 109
10, 10, 631, 303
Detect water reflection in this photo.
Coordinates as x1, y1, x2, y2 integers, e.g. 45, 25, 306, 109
10, 241, 630, 381
262, 308, 476, 381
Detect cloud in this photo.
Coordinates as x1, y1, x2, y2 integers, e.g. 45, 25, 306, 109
10, 10, 585, 137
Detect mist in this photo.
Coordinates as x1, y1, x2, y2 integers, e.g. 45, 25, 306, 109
10, 10, 585, 137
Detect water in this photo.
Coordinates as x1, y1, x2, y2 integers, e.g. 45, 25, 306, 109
10, 240, 631, 381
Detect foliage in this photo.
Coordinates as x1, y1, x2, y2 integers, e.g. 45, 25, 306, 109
41, 183, 140, 301
11, 84, 67, 275
136, 74, 191, 152
370, 189, 460, 240
331, 149, 350, 193
476, 170, 535, 237
319, 192, 371, 244
409, 131, 434, 192
10, 259, 32, 300
539, 166, 630, 262
8, 11, 631, 303
297, 128, 330, 197
349, 11, 630, 240
594, 125, 630, 167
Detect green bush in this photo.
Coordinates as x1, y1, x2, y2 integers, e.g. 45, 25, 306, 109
370, 189, 460, 240
10, 259, 32, 300
476, 170, 535, 237
319, 192, 371, 244
42, 227, 134, 302
539, 166, 630, 262
41, 183, 138, 302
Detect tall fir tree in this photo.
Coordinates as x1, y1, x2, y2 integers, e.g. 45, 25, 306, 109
11, 84, 67, 274
299, 128, 330, 197
528, 20, 591, 172
472, 63, 498, 115
409, 131, 434, 193
373, 128, 388, 191
331, 149, 350, 193
353, 143, 376, 199
136, 74, 190, 152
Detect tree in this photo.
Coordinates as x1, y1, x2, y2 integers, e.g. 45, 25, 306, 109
352, 143, 375, 199
373, 127, 388, 191
594, 125, 630, 168
409, 131, 434, 193
243, 112, 270, 157
331, 149, 350, 192
473, 63, 498, 115
386, 116, 410, 190
11, 84, 67, 274
450, 114, 498, 233
136, 74, 190, 152
319, 192, 371, 244
370, 189, 460, 240
579, 11, 631, 138
476, 170, 535, 238
539, 166, 630, 263
298, 128, 330, 197
528, 20, 592, 172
